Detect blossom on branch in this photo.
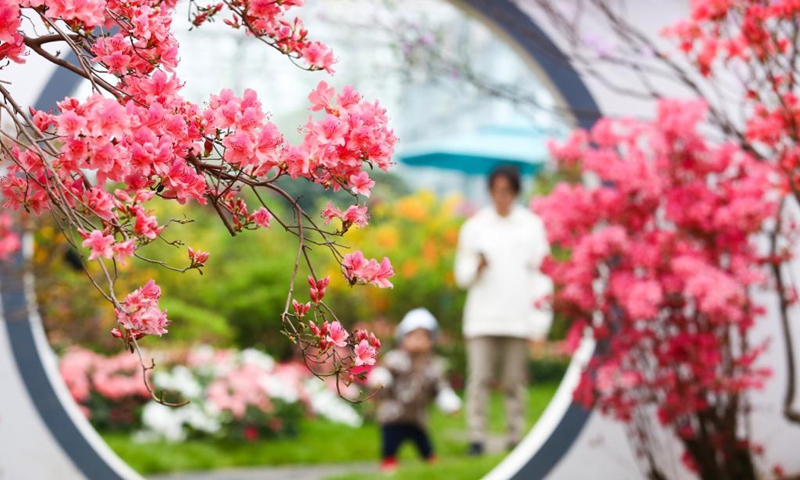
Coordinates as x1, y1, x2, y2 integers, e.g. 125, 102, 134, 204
115, 280, 169, 337
342, 251, 394, 288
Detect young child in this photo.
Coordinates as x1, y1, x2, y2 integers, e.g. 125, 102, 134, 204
367, 308, 462, 473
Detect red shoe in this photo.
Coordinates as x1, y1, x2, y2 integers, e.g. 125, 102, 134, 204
380, 458, 398, 474
427, 455, 438, 465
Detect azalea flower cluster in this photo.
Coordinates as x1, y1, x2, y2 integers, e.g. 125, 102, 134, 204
112, 280, 168, 338
290, 275, 382, 381
191, 0, 335, 73
533, 99, 778, 476
0, 0, 333, 72
305, 320, 380, 368
0, 0, 395, 376
663, 0, 800, 202
60, 345, 363, 442
342, 251, 394, 288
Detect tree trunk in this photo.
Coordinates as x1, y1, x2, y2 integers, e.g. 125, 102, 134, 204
682, 409, 757, 480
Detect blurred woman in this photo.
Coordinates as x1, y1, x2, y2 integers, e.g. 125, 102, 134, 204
454, 166, 552, 455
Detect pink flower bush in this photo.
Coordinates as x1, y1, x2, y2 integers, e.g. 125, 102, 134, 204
60, 347, 150, 429
60, 348, 99, 403
534, 99, 777, 476
206, 363, 274, 419
61, 346, 364, 441
91, 353, 151, 401
0, 213, 20, 260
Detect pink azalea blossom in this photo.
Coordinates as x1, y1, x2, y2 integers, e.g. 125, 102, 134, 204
81, 229, 115, 261
223, 130, 255, 166
354, 328, 381, 350
188, 246, 210, 266
113, 239, 136, 265
301, 41, 336, 73
85, 188, 116, 221
349, 171, 375, 197
309, 320, 327, 338
342, 251, 367, 279
308, 276, 330, 303
133, 210, 163, 239
341, 251, 394, 288
327, 321, 349, 348
372, 258, 394, 289
321, 202, 342, 225
292, 299, 310, 317
336, 85, 362, 111
353, 339, 377, 367
251, 207, 272, 228
308, 81, 335, 112
342, 205, 369, 228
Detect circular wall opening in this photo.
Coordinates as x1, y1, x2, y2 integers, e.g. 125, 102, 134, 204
2, 1, 600, 479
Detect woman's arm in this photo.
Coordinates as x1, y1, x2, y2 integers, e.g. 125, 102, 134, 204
454, 220, 483, 288
529, 215, 551, 271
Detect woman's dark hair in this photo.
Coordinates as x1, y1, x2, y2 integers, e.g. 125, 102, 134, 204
488, 165, 521, 195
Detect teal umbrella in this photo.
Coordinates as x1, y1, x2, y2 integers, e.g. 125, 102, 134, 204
397, 125, 549, 175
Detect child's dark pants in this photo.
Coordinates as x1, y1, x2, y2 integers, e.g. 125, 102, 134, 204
381, 423, 434, 460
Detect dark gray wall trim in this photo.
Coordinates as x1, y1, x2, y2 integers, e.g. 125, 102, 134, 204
462, 0, 601, 130
34, 51, 85, 113
3, 251, 124, 480
512, 404, 592, 479
3, 52, 125, 480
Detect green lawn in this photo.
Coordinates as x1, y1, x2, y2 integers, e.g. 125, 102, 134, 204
102, 382, 559, 478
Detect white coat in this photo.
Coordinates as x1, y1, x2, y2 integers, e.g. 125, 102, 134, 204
454, 205, 552, 340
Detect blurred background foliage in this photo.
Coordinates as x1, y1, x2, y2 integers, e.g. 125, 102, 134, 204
35, 172, 461, 353
36, 171, 568, 382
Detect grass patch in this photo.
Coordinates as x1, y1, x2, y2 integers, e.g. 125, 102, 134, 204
102, 382, 559, 476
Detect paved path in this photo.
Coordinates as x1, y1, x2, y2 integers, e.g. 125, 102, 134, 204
148, 463, 374, 480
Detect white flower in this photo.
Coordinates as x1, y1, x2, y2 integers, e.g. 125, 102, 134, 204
141, 402, 187, 442
260, 374, 299, 403
139, 401, 221, 442
184, 404, 221, 434
153, 366, 202, 399
240, 348, 275, 372
303, 380, 363, 428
